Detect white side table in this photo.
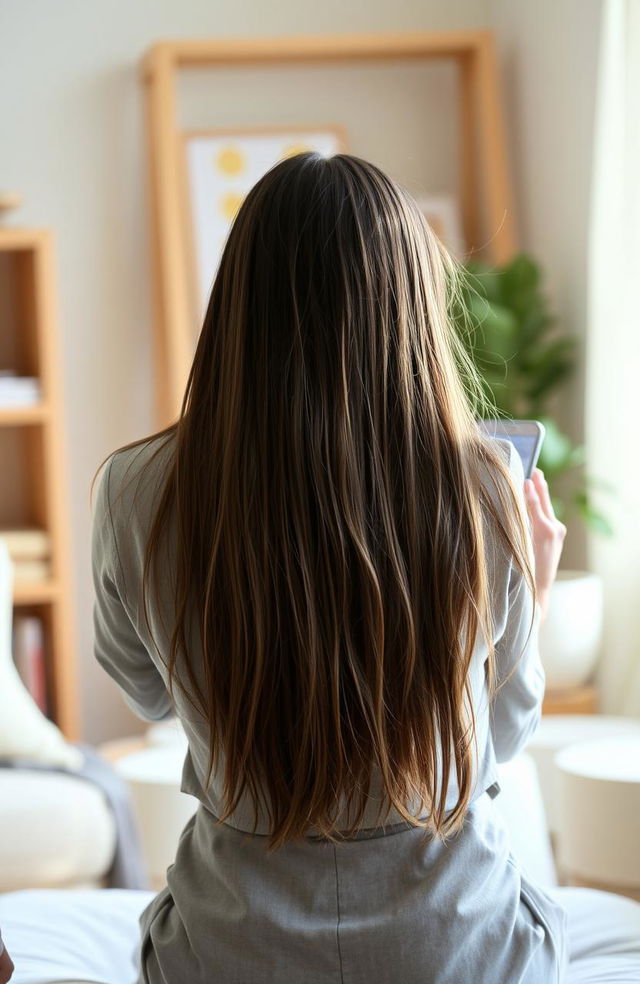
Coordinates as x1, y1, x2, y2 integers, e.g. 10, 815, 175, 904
114, 745, 197, 890
555, 735, 640, 901
525, 715, 640, 835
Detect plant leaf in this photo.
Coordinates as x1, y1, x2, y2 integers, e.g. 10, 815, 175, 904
451, 252, 613, 535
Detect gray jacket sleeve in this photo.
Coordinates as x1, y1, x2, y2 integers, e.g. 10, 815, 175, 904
490, 564, 544, 763
92, 456, 173, 723
488, 446, 545, 763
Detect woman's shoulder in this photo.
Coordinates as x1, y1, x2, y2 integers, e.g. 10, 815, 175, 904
94, 430, 176, 530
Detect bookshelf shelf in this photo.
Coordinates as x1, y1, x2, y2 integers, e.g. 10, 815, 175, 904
0, 227, 78, 737
0, 403, 50, 426
13, 579, 60, 605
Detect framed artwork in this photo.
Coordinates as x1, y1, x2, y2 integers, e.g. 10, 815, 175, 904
416, 194, 464, 258
182, 125, 347, 318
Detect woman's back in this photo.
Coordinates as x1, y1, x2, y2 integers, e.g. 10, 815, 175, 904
93, 430, 567, 983
91, 152, 568, 981
95, 430, 538, 832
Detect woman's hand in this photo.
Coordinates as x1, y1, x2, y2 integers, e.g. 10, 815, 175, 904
524, 468, 567, 619
0, 945, 14, 983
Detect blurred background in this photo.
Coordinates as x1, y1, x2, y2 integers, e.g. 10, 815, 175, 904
0, 0, 637, 751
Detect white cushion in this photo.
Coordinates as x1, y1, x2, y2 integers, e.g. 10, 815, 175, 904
0, 540, 81, 769
0, 771, 116, 890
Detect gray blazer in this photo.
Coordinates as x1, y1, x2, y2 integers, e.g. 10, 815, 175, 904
92, 434, 568, 983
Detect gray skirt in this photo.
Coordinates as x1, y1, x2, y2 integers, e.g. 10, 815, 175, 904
138, 791, 568, 983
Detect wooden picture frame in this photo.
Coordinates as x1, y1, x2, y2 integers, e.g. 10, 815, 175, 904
141, 32, 517, 425
180, 124, 347, 328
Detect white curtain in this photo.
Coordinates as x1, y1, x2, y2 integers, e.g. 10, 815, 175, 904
586, 0, 640, 713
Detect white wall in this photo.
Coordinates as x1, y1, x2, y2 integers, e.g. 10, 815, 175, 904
0, 0, 489, 742
2, 0, 612, 739
489, 0, 604, 571
489, 2, 640, 714
585, 0, 640, 715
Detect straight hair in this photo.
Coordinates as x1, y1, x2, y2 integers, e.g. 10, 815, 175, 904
98, 153, 534, 850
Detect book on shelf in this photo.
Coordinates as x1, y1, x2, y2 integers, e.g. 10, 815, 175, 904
13, 613, 48, 714
0, 371, 41, 407
12, 559, 50, 582
0, 528, 51, 564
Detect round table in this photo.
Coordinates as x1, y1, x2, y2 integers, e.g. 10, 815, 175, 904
525, 714, 640, 835
114, 744, 197, 890
555, 735, 640, 900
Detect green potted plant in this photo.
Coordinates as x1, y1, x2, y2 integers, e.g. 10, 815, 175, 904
452, 253, 607, 691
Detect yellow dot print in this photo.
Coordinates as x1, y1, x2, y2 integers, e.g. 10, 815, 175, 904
216, 146, 245, 176
220, 192, 245, 221
281, 141, 312, 159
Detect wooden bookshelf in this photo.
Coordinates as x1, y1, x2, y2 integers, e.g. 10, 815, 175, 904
0, 227, 78, 737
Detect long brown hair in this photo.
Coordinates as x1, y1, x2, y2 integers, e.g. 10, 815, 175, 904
104, 153, 533, 849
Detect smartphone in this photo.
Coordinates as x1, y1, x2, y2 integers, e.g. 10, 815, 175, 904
479, 419, 545, 479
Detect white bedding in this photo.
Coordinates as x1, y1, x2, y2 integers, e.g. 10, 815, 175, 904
1, 886, 640, 983
0, 890, 153, 984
